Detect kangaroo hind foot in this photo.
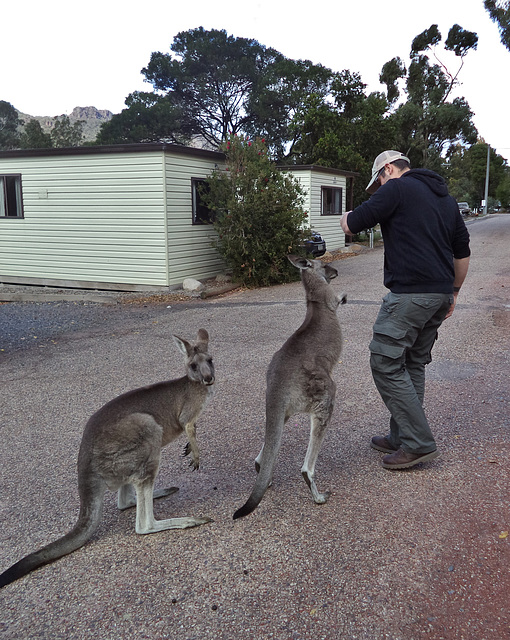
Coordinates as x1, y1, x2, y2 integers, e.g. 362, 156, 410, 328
301, 413, 332, 504
134, 482, 212, 534
301, 469, 330, 504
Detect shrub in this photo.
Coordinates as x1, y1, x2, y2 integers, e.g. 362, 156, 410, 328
203, 135, 309, 287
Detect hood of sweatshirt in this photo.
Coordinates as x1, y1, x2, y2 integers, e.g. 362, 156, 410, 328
401, 168, 449, 197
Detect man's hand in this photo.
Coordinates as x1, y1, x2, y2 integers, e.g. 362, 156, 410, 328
444, 293, 458, 320
341, 211, 352, 234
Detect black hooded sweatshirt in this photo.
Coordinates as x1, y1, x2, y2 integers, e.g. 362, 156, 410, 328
347, 168, 471, 294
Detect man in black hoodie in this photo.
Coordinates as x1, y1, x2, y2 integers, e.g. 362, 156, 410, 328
341, 150, 470, 470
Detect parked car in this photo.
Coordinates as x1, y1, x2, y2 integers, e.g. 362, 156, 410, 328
304, 230, 327, 257
457, 202, 472, 216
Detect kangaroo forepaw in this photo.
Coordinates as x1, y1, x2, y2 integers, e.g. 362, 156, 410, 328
182, 443, 199, 470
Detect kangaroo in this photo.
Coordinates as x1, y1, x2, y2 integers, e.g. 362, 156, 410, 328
0, 329, 215, 589
233, 255, 346, 520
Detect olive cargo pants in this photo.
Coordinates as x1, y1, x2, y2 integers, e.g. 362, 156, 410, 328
369, 292, 453, 454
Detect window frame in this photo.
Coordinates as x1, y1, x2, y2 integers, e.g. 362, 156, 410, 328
321, 186, 343, 216
191, 177, 215, 226
0, 174, 24, 219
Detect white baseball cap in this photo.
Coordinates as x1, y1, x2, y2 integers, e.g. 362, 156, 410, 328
366, 150, 410, 194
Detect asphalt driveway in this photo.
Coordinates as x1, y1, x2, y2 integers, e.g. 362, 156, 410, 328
0, 215, 509, 640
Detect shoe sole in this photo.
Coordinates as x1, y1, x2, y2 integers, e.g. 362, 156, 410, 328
382, 449, 440, 470
370, 441, 398, 454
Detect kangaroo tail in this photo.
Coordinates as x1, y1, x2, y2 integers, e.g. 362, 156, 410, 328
233, 414, 285, 520
0, 486, 104, 589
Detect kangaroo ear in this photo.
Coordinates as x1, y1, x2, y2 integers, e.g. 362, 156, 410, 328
197, 328, 209, 345
287, 254, 312, 270
173, 335, 191, 356
325, 264, 338, 281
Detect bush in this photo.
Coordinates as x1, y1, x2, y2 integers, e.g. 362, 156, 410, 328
204, 135, 309, 287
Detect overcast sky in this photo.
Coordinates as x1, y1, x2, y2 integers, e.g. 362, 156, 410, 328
2, 0, 509, 161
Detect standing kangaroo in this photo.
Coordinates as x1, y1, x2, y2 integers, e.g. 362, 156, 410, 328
0, 329, 215, 589
233, 255, 346, 520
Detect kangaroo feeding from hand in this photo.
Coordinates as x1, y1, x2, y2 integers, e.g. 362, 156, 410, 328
233, 255, 346, 520
0, 329, 215, 589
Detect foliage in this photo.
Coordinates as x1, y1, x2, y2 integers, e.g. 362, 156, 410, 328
379, 57, 407, 104
484, 0, 510, 51
203, 135, 308, 287
446, 142, 508, 208
246, 57, 334, 159
51, 115, 84, 147
466, 142, 507, 203
289, 75, 396, 204
444, 144, 473, 202
496, 173, 510, 208
381, 24, 478, 169
99, 28, 333, 158
96, 92, 192, 145
0, 100, 21, 150
20, 120, 53, 149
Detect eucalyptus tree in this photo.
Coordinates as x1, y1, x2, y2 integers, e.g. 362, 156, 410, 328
466, 142, 507, 204
96, 92, 192, 145
289, 71, 396, 204
97, 28, 334, 158
380, 24, 479, 169
0, 100, 21, 150
20, 120, 53, 149
51, 115, 84, 147
484, 0, 510, 51
446, 142, 508, 207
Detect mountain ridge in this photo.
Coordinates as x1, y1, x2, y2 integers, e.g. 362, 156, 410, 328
17, 106, 114, 142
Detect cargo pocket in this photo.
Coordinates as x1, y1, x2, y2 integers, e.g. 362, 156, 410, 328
369, 339, 406, 374
372, 320, 408, 341
411, 297, 439, 310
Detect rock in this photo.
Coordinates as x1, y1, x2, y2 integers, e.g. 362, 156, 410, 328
215, 274, 232, 284
183, 278, 205, 292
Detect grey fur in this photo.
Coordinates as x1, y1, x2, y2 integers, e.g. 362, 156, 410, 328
233, 256, 346, 519
0, 329, 214, 589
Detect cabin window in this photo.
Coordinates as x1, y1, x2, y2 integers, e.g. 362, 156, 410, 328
0, 175, 23, 218
192, 178, 215, 225
321, 186, 343, 216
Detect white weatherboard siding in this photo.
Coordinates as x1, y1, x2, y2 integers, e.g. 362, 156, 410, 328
163, 153, 224, 286
286, 167, 346, 251
0, 147, 355, 290
0, 151, 168, 287
308, 170, 346, 250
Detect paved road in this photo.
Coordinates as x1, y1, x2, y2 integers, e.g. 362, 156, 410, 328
0, 215, 509, 640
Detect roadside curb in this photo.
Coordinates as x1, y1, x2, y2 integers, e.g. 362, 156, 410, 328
0, 292, 119, 304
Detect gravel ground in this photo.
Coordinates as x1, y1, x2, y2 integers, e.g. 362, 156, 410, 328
0, 215, 508, 640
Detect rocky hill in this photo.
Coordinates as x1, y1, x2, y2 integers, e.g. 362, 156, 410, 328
18, 106, 114, 142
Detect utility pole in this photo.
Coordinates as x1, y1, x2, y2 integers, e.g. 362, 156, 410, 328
483, 143, 490, 215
